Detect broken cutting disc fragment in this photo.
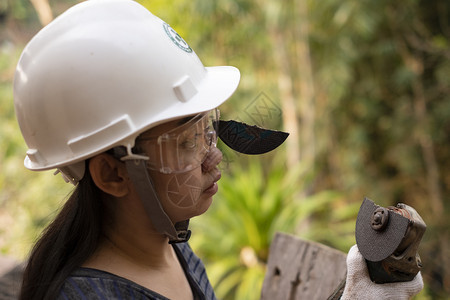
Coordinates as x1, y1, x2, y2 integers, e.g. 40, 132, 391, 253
215, 120, 289, 155
355, 198, 410, 262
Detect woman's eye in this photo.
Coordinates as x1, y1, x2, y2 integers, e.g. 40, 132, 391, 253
182, 140, 196, 149
180, 133, 201, 149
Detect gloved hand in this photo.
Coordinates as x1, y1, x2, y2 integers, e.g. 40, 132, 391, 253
341, 245, 424, 300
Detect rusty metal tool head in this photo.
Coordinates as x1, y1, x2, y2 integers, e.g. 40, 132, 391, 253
355, 197, 426, 283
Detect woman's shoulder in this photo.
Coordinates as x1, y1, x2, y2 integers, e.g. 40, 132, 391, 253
57, 267, 169, 300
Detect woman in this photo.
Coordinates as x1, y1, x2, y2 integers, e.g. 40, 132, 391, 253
14, 0, 239, 299
14, 0, 424, 299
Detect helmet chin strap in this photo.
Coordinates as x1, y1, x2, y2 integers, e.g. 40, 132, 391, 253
113, 147, 191, 244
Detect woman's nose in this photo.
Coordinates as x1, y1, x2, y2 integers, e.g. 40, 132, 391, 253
202, 146, 223, 173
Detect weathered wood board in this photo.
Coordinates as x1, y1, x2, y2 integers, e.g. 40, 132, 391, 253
0, 257, 23, 300
261, 232, 347, 300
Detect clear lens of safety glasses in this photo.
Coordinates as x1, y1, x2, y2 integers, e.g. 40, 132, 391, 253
137, 109, 219, 174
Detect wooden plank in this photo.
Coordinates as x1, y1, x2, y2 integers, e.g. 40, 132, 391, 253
0, 256, 18, 277
0, 264, 23, 299
261, 232, 347, 300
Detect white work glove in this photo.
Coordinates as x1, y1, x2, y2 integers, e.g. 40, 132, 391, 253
341, 245, 424, 300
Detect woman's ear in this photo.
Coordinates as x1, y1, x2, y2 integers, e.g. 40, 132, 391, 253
89, 153, 129, 197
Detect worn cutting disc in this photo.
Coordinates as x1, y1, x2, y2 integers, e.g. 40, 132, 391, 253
215, 120, 289, 155
355, 198, 410, 262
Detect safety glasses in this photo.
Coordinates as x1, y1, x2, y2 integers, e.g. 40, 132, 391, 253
137, 109, 219, 174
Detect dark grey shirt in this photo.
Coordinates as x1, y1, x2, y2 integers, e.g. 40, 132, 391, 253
58, 243, 216, 300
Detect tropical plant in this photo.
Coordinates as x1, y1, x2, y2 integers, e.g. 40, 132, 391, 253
189, 155, 357, 300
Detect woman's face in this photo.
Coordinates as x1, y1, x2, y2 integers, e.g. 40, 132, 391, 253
136, 114, 223, 222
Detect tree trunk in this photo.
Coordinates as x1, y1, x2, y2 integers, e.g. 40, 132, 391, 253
295, 0, 316, 169
30, 0, 53, 26
266, 2, 301, 168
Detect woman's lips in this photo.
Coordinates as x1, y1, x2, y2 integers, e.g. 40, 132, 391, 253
203, 171, 222, 195
203, 182, 219, 196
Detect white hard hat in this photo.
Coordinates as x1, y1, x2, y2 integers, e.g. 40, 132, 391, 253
13, 0, 240, 183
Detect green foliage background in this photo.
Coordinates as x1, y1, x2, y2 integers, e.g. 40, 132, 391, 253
0, 0, 448, 299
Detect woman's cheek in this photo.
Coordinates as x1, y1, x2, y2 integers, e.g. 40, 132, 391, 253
166, 172, 202, 208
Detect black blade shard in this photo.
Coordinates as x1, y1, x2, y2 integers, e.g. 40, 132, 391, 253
215, 120, 289, 155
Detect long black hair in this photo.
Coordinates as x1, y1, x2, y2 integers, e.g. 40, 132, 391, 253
19, 164, 104, 300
